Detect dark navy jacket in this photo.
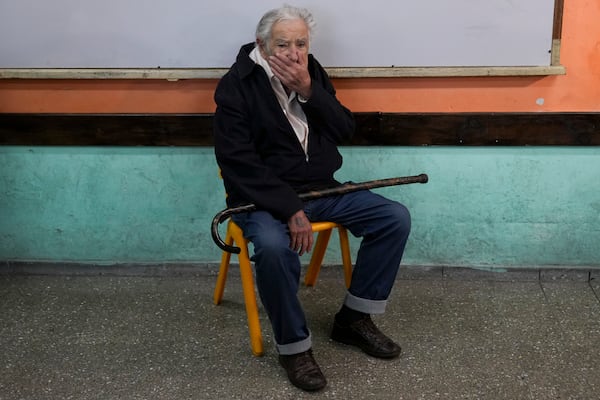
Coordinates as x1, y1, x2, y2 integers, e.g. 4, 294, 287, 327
214, 43, 355, 221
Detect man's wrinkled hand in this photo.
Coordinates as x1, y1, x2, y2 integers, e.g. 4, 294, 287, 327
269, 52, 312, 99
288, 209, 313, 256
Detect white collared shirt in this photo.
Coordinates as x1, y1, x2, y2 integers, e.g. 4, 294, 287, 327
250, 46, 309, 159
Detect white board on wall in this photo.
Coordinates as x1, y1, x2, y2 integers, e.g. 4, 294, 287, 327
0, 0, 556, 69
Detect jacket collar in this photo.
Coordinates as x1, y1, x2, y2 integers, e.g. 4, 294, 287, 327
236, 42, 261, 79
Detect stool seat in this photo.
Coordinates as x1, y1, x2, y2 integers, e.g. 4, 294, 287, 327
213, 218, 352, 356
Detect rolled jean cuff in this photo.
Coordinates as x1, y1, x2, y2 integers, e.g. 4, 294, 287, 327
344, 292, 387, 314
276, 332, 312, 355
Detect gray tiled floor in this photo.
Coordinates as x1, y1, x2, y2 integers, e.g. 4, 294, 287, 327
1, 266, 599, 399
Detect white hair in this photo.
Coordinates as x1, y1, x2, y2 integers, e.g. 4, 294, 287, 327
255, 5, 316, 52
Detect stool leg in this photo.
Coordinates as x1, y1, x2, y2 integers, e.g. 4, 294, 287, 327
232, 229, 264, 357
338, 227, 353, 289
304, 229, 333, 287
213, 226, 234, 305
238, 249, 264, 356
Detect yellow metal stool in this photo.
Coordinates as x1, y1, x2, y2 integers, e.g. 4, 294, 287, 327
213, 218, 353, 356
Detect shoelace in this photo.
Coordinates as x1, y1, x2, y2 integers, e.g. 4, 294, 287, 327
352, 317, 393, 347
292, 352, 322, 376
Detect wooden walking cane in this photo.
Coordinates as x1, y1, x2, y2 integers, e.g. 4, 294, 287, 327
211, 173, 428, 254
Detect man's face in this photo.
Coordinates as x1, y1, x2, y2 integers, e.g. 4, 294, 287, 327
262, 19, 309, 64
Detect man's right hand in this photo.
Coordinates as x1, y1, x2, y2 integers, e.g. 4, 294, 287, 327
288, 209, 313, 256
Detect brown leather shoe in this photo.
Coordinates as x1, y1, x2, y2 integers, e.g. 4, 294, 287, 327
278, 349, 327, 391
331, 315, 401, 359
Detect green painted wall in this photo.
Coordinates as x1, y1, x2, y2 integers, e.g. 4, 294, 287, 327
1, 146, 599, 268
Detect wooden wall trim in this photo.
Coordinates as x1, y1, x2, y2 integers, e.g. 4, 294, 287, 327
1, 113, 599, 146
355, 113, 600, 146
0, 65, 566, 79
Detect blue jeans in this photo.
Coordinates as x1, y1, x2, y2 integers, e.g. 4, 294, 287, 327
232, 190, 411, 355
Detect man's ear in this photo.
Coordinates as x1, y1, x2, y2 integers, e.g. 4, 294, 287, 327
256, 39, 270, 57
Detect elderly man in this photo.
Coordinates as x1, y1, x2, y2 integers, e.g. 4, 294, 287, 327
213, 5, 411, 392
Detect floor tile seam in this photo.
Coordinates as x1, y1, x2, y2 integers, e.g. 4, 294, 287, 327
588, 282, 600, 305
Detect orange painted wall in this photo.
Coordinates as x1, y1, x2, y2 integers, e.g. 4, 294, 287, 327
0, 0, 598, 114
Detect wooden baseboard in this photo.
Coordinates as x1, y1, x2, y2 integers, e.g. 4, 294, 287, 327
1, 113, 599, 146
